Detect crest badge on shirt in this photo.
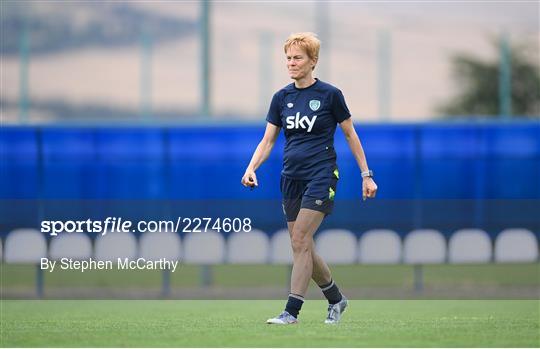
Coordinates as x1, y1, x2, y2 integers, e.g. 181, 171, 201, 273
309, 100, 321, 111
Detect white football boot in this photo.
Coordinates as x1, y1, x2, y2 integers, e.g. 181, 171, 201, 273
266, 311, 298, 324
324, 297, 348, 324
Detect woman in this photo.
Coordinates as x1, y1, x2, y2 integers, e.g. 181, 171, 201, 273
241, 32, 377, 325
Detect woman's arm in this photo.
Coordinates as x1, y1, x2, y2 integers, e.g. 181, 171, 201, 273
339, 118, 378, 200
241, 122, 281, 188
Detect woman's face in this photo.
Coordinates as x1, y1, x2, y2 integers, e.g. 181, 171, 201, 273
286, 45, 316, 81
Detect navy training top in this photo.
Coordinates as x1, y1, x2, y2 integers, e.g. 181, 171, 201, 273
266, 79, 351, 180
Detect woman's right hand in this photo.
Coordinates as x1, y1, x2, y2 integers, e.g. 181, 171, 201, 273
241, 169, 258, 188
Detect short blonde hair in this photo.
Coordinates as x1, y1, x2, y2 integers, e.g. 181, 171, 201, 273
284, 32, 320, 65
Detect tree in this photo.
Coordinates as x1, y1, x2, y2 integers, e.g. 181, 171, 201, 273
438, 41, 540, 118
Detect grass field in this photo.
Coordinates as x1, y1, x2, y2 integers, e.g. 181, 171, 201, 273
1, 300, 538, 347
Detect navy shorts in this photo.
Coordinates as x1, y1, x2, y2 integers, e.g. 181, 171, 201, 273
280, 173, 338, 222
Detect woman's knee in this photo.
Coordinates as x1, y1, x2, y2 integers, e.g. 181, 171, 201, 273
290, 230, 312, 255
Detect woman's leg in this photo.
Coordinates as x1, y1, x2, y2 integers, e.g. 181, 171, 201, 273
288, 208, 325, 295
287, 221, 332, 286
311, 245, 333, 285
286, 211, 347, 324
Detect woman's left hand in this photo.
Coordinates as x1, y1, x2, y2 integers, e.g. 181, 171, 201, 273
362, 177, 378, 201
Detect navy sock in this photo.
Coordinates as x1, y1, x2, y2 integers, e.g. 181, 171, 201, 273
319, 279, 343, 304
285, 293, 304, 318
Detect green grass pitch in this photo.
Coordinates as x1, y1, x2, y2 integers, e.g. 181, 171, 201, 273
1, 300, 538, 347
